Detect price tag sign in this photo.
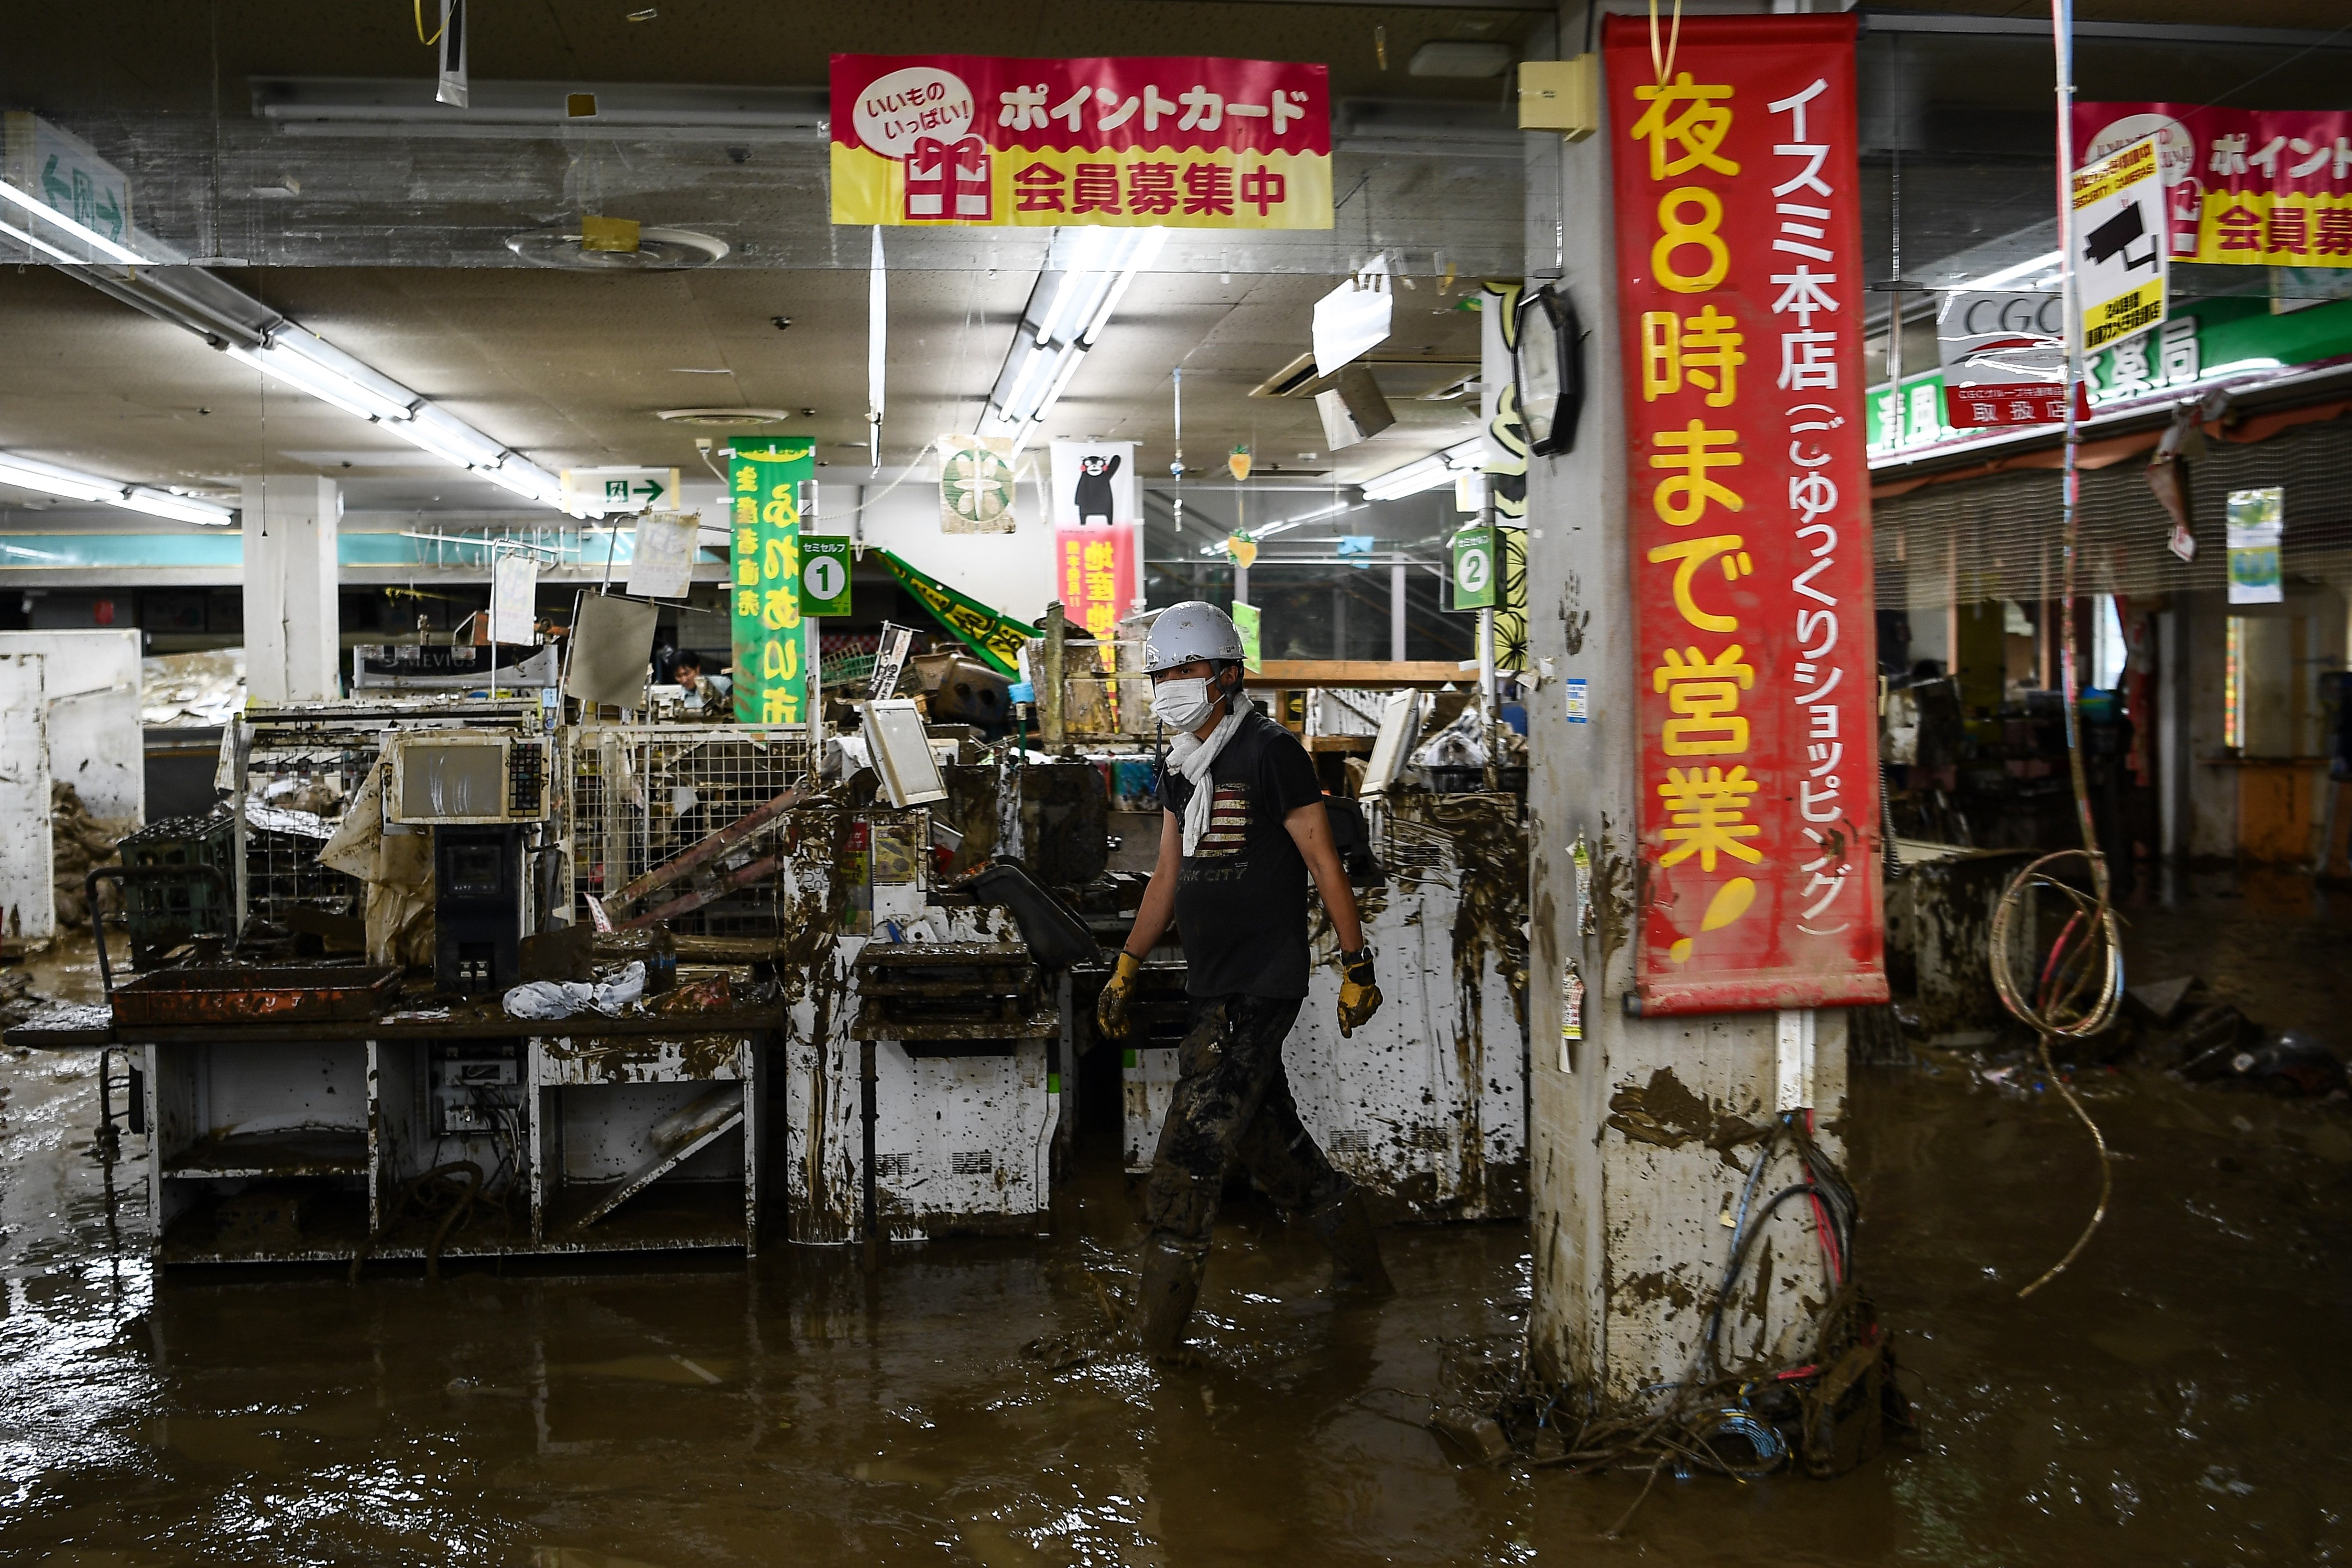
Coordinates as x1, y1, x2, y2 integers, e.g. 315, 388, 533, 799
1450, 525, 1496, 611
802, 536, 852, 616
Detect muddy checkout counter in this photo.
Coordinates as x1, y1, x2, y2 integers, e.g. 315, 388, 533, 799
9, 702, 795, 1264
9, 666, 1530, 1262
6, 696, 1094, 1266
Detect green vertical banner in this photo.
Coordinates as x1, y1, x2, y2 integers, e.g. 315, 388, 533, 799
728, 437, 815, 723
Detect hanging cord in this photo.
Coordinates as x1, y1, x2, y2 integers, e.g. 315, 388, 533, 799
413, 0, 445, 46
1986, 0, 2125, 1302
1646, 0, 1686, 85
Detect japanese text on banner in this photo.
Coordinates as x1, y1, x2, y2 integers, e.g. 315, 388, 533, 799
1604, 13, 1885, 1015
2075, 103, 2352, 269
1054, 522, 1138, 640
830, 55, 1331, 229
728, 438, 815, 725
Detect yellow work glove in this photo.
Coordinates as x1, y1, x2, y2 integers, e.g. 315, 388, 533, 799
1337, 947, 1382, 1038
1096, 950, 1143, 1042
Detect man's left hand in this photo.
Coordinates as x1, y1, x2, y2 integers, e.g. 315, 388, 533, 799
1337, 947, 1381, 1038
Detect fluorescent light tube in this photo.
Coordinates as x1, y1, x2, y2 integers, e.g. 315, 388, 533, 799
119, 486, 236, 526
0, 452, 234, 524
0, 215, 84, 265
981, 226, 1166, 444
225, 343, 415, 423
392, 409, 508, 471
1359, 437, 1485, 502
1951, 249, 2063, 292
483, 456, 575, 510
0, 456, 121, 505
0, 179, 146, 265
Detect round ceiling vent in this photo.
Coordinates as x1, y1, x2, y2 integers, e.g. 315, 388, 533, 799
504, 225, 731, 270
657, 408, 794, 426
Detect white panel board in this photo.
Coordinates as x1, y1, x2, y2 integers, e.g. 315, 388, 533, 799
0, 654, 52, 942
0, 630, 143, 823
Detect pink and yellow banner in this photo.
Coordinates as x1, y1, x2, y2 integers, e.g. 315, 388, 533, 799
2077, 102, 2352, 268
1054, 523, 1138, 640
830, 54, 1331, 229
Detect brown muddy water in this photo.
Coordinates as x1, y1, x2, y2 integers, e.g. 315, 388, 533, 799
4, 875, 2350, 1565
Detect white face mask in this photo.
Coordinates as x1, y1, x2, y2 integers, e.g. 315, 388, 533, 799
1151, 676, 1218, 732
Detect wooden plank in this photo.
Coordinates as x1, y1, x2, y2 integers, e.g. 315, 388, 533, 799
1251, 660, 1469, 689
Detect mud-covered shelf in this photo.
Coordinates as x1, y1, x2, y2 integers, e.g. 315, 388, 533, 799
161, 1129, 368, 1179
43, 1018, 780, 1266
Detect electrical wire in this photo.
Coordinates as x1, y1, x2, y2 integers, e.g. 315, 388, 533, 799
1984, 0, 2127, 1302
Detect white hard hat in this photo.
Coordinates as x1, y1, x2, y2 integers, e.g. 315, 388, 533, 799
1142, 600, 1245, 673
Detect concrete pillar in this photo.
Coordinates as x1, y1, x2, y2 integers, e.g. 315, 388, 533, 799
1521, 5, 1848, 1403
240, 475, 341, 703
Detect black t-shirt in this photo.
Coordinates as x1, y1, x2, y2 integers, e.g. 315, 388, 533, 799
1156, 708, 1325, 999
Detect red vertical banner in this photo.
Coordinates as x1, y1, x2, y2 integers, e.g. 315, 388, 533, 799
1054, 522, 1138, 640
1602, 14, 1886, 1014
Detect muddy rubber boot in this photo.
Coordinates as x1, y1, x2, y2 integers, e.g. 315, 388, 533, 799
1136, 1235, 1208, 1358
1308, 1191, 1395, 1298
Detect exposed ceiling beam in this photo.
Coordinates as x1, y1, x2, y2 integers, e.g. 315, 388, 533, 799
1860, 8, 2352, 51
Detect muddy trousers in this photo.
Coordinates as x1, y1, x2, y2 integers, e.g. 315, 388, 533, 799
1137, 994, 1391, 1354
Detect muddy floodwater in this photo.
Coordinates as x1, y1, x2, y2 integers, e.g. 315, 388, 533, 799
5, 873, 2349, 1564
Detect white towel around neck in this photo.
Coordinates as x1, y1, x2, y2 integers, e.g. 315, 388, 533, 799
1166, 692, 1254, 857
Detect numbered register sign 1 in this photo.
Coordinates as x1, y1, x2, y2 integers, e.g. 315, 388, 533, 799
801, 537, 853, 617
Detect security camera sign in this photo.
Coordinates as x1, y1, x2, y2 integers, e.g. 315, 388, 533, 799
2072, 136, 2168, 353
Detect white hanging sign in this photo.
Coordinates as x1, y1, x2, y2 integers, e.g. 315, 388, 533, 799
1049, 440, 1139, 527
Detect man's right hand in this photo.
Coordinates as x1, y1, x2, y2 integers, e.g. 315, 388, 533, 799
1096, 950, 1142, 1041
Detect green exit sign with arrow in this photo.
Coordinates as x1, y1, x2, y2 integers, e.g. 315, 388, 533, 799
3, 112, 133, 250
561, 465, 681, 513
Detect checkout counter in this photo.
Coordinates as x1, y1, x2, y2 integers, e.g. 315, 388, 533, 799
9, 650, 1532, 1266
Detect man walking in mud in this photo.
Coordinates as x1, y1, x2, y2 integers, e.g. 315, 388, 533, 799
1095, 601, 1391, 1357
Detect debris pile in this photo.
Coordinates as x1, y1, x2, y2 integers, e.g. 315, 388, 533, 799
2122, 976, 2347, 1100
139, 649, 245, 727
0, 967, 48, 1029
1953, 974, 2349, 1104
50, 782, 130, 928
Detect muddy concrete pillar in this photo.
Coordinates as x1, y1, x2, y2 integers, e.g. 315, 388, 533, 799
1520, 3, 1848, 1404
240, 474, 341, 703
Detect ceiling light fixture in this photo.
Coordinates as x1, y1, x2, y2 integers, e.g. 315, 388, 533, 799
0, 451, 236, 525
977, 226, 1167, 452
1358, 435, 1488, 502
0, 180, 147, 265
657, 407, 792, 426
1194, 498, 1360, 557
2, 172, 597, 518
0, 215, 84, 266
225, 342, 415, 423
